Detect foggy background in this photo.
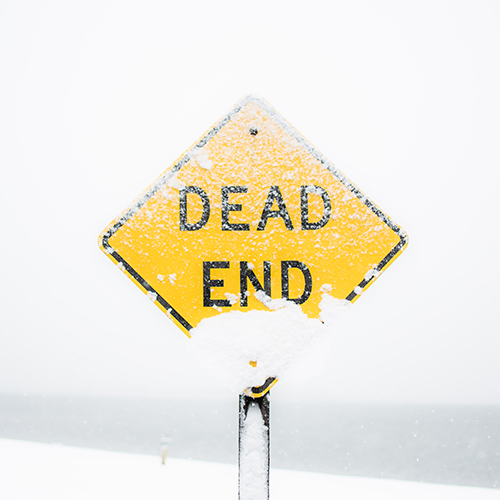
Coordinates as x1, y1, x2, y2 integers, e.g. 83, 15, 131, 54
1, 0, 499, 405
1, 2, 500, 489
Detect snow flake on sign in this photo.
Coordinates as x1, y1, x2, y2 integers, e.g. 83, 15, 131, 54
147, 291, 157, 302
364, 266, 381, 281
191, 149, 213, 171
168, 274, 177, 285
160, 188, 176, 201
224, 292, 240, 305
166, 173, 185, 191
254, 290, 290, 311
188, 294, 350, 393
116, 262, 127, 273
157, 274, 165, 282
305, 185, 323, 195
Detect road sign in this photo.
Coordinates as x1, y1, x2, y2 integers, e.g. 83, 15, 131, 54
99, 95, 407, 337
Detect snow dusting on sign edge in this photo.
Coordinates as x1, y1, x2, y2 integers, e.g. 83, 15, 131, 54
98, 94, 408, 338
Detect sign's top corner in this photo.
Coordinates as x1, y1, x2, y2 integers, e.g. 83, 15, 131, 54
236, 93, 268, 108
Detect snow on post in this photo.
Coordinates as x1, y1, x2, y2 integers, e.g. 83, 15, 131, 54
239, 395, 270, 500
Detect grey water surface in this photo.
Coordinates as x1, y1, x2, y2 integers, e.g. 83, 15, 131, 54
0, 394, 498, 489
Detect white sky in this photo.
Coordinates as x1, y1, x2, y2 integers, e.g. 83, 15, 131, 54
0, 0, 499, 404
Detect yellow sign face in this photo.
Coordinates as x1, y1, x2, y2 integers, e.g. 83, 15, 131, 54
99, 95, 407, 337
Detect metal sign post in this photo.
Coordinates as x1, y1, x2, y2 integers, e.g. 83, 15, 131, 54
239, 391, 270, 500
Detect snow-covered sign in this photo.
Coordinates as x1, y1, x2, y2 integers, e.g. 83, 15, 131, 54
99, 95, 407, 339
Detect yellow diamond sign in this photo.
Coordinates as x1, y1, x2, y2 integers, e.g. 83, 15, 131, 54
99, 95, 407, 337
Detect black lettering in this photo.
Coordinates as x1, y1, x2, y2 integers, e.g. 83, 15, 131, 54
300, 185, 331, 230
221, 186, 250, 231
281, 261, 312, 304
203, 261, 231, 307
257, 186, 294, 231
240, 261, 271, 306
180, 186, 210, 231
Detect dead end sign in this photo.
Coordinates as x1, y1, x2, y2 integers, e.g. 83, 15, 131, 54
99, 95, 407, 337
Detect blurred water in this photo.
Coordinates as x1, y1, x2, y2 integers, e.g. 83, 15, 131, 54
0, 394, 498, 489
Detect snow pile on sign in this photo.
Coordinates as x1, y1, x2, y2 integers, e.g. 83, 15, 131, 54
189, 292, 350, 393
